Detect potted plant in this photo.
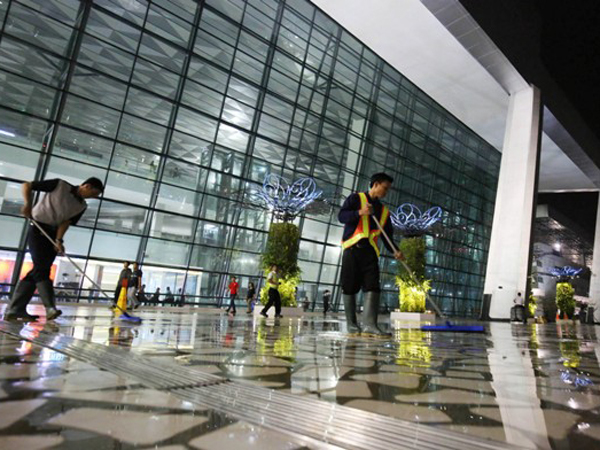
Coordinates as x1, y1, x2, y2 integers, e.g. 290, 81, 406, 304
249, 174, 322, 316
389, 203, 442, 322
550, 266, 581, 320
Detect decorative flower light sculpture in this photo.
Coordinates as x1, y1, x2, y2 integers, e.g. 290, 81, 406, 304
549, 266, 583, 278
252, 174, 322, 222
390, 203, 443, 236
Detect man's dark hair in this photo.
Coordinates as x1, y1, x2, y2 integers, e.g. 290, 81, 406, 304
83, 177, 104, 192
369, 172, 393, 188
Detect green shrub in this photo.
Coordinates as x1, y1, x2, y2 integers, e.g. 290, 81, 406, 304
396, 237, 430, 313
556, 282, 575, 318
259, 222, 301, 307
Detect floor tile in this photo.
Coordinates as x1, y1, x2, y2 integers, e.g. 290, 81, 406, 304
48, 407, 208, 445
188, 422, 304, 450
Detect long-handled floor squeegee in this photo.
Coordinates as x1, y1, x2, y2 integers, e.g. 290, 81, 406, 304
371, 215, 485, 333
31, 220, 142, 324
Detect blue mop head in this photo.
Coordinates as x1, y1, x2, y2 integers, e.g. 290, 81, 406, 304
421, 324, 485, 333
115, 313, 142, 324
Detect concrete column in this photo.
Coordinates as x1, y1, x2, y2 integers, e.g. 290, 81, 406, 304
484, 86, 542, 319
591, 195, 600, 322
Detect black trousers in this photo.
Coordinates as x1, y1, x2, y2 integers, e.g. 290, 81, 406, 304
25, 224, 58, 283
9, 224, 57, 312
262, 287, 281, 315
340, 243, 380, 295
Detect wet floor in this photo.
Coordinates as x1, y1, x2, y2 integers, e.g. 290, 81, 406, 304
1, 302, 599, 449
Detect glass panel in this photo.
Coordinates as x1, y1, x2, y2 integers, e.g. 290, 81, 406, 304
104, 172, 154, 206
54, 127, 114, 168
0, 70, 56, 118
156, 183, 202, 217
118, 114, 168, 153
145, 238, 190, 267
111, 144, 159, 180
5, 2, 74, 56
0, 215, 25, 248
0, 145, 40, 180
61, 94, 121, 139
96, 200, 147, 235
0, 107, 49, 151
150, 212, 195, 242
89, 230, 141, 260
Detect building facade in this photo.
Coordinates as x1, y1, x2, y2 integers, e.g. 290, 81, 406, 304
0, 0, 500, 316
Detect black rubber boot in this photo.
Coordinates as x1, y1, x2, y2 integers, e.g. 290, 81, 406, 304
36, 280, 62, 321
4, 278, 39, 321
343, 294, 361, 334
361, 291, 390, 337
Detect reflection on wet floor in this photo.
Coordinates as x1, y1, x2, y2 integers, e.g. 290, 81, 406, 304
1, 303, 600, 449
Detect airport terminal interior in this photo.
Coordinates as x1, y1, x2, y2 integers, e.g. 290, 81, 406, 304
1, 0, 600, 449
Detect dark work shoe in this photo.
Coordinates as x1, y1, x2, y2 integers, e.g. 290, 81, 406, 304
4, 311, 39, 322
46, 308, 62, 321
260, 310, 268, 318
275, 314, 283, 318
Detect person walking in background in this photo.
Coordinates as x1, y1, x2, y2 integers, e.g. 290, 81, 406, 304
323, 289, 331, 315
127, 262, 142, 309
4, 177, 103, 321
165, 287, 174, 305
226, 276, 239, 315
261, 265, 282, 318
177, 288, 185, 307
113, 261, 131, 308
246, 281, 256, 314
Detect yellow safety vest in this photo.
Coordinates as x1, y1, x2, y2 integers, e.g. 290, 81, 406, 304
341, 192, 389, 257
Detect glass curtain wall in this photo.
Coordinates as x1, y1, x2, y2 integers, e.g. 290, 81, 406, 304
0, 0, 500, 316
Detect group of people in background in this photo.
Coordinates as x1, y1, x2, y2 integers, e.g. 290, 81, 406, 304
112, 261, 185, 309
225, 276, 257, 316
111, 261, 335, 316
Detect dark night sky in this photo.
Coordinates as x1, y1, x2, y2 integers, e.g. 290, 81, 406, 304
536, 0, 600, 142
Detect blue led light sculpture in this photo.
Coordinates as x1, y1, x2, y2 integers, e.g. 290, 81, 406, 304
252, 174, 322, 222
391, 203, 443, 236
549, 266, 583, 278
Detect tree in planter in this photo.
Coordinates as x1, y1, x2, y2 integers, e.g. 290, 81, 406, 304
250, 174, 322, 306
391, 203, 442, 313
550, 266, 581, 319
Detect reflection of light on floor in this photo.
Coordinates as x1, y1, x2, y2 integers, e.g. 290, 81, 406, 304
395, 329, 432, 368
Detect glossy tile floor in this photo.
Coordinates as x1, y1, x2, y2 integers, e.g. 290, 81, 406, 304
1, 302, 600, 450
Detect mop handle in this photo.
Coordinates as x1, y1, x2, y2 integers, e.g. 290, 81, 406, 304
30, 220, 112, 301
371, 214, 446, 319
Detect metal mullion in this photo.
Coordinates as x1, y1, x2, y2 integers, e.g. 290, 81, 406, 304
8, 0, 92, 296
74, 3, 153, 303
301, 27, 342, 298
232, 0, 286, 297
0, 0, 12, 38
136, 1, 204, 296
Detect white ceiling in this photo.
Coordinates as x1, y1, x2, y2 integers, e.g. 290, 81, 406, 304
310, 0, 596, 193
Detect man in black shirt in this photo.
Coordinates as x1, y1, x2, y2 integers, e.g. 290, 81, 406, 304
113, 261, 131, 308
4, 177, 103, 321
127, 262, 142, 309
339, 173, 402, 336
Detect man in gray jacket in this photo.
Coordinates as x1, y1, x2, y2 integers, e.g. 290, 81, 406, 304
4, 177, 103, 321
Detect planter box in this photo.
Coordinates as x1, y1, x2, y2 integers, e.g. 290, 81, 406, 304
253, 305, 304, 317
390, 311, 436, 325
